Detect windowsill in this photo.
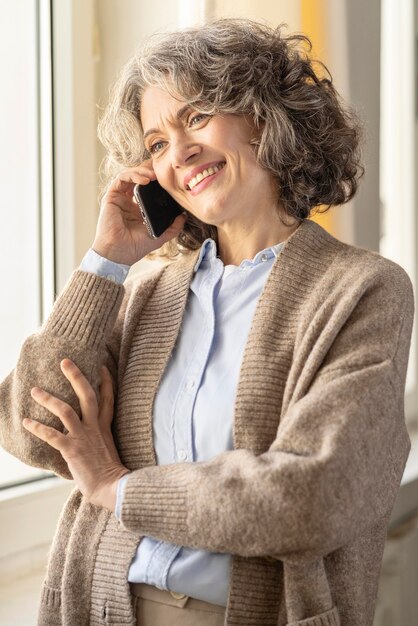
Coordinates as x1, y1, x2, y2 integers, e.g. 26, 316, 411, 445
0, 476, 74, 585
0, 475, 74, 516
0, 567, 45, 625
0, 475, 68, 504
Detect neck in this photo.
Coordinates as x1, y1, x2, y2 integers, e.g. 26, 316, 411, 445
216, 212, 301, 266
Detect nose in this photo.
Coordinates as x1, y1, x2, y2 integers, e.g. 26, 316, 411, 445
171, 137, 202, 169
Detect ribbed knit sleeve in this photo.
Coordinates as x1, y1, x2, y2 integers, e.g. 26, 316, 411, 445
119, 259, 415, 564
0, 270, 125, 479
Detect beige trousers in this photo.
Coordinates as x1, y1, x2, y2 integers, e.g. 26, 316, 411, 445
130, 583, 226, 626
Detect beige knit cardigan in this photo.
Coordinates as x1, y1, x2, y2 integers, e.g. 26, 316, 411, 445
0, 219, 415, 626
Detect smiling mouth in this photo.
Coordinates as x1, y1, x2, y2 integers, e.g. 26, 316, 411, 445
186, 162, 226, 190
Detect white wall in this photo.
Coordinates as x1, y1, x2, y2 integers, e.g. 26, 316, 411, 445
211, 0, 300, 29
52, 0, 99, 290
96, 0, 179, 109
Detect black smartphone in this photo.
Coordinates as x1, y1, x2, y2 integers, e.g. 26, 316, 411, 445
133, 180, 184, 239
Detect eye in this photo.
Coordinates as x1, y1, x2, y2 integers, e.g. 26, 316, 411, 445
149, 140, 166, 154
189, 113, 210, 126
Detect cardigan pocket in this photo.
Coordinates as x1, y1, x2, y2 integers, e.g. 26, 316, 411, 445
40, 581, 61, 608
286, 605, 340, 626
38, 582, 62, 625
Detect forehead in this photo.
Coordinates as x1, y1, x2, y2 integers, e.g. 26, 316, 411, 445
140, 85, 188, 131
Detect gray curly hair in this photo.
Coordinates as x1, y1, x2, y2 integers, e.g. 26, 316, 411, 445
98, 18, 364, 257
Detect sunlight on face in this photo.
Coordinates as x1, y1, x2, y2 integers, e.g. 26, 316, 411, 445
140, 86, 278, 230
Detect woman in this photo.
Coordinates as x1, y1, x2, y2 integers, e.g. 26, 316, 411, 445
0, 18, 414, 626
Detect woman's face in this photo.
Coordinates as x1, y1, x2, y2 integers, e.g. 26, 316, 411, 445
140, 86, 278, 228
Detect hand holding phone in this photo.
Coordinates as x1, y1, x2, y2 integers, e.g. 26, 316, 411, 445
91, 166, 187, 266
133, 181, 184, 239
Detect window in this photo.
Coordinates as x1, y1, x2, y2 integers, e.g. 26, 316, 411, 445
0, 0, 54, 488
380, 0, 418, 427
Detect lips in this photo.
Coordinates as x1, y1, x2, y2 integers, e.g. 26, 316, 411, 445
184, 161, 226, 191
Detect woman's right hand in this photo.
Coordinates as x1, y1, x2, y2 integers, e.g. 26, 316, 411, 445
91, 161, 188, 266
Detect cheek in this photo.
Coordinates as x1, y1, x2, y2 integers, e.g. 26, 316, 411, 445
157, 169, 190, 206
153, 162, 174, 192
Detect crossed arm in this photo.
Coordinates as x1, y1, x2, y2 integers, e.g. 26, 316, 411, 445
23, 358, 129, 512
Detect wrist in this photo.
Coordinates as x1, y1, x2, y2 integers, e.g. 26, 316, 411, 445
93, 468, 131, 513
91, 243, 132, 266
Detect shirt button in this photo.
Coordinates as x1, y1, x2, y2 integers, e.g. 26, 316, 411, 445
186, 379, 195, 390
177, 450, 187, 461
261, 254, 268, 262
106, 274, 116, 282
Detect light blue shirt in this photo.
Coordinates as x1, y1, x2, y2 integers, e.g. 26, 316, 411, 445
80, 238, 285, 606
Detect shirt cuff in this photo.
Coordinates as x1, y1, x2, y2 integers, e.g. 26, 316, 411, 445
115, 473, 131, 521
79, 249, 131, 284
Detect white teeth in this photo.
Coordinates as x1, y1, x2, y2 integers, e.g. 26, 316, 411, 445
187, 162, 225, 190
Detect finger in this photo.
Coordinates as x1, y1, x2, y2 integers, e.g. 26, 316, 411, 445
98, 366, 115, 428
105, 192, 140, 214
30, 387, 82, 435
60, 360, 98, 424
113, 167, 155, 193
139, 158, 154, 170
23, 417, 68, 451
134, 160, 156, 180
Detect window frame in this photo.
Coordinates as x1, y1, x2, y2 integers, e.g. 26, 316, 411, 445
0, 0, 55, 490
380, 0, 418, 429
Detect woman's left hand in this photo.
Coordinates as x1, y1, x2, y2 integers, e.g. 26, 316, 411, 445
23, 359, 130, 512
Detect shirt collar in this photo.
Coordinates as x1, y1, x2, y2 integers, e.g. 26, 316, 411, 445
193, 238, 218, 272
193, 237, 285, 273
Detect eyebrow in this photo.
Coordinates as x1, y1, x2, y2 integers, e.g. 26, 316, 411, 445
143, 104, 192, 142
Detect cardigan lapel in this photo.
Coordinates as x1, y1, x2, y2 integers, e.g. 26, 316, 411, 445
117, 250, 200, 469
226, 220, 343, 626
232, 218, 332, 454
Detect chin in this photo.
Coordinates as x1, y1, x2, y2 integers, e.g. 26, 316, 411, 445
189, 201, 230, 226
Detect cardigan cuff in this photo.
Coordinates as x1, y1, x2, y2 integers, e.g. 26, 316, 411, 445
120, 463, 191, 541
43, 270, 125, 348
